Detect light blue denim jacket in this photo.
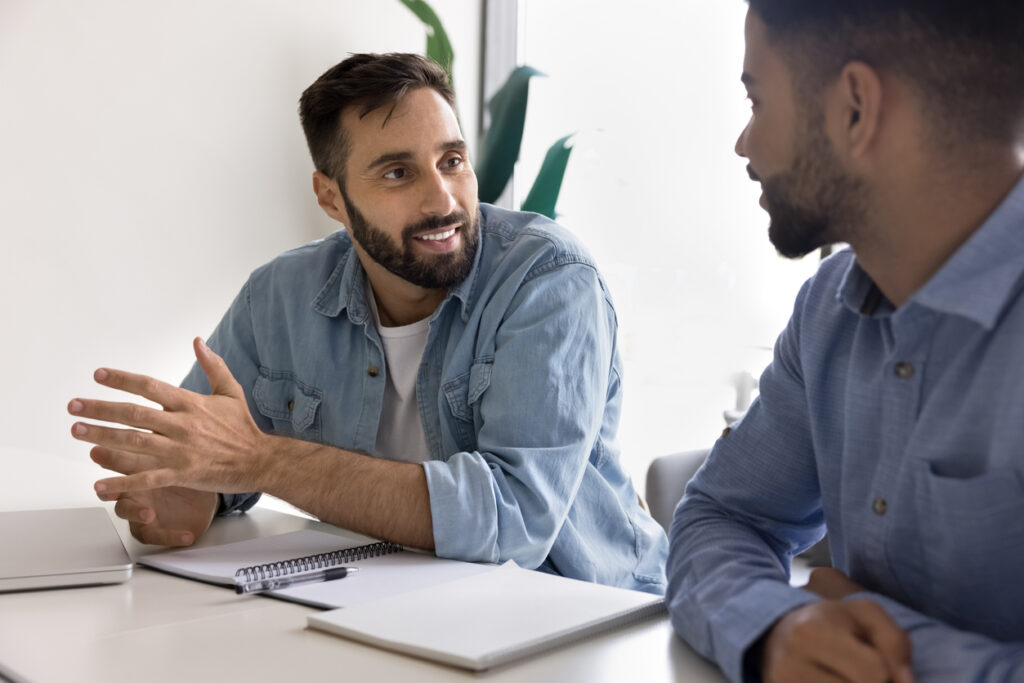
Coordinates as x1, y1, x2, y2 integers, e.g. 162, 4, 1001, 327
182, 204, 668, 594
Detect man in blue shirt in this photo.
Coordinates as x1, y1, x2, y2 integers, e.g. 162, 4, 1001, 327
68, 53, 667, 594
667, 1, 1024, 681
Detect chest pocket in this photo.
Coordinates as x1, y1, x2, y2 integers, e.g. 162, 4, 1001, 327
252, 370, 323, 442
441, 358, 493, 449
896, 458, 1024, 641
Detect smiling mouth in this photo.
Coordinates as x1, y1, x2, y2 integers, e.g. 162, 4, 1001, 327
415, 226, 459, 241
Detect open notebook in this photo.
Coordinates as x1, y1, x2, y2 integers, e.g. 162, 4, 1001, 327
308, 561, 665, 671
140, 528, 664, 669
138, 529, 492, 609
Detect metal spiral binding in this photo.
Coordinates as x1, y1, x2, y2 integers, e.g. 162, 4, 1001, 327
233, 541, 402, 583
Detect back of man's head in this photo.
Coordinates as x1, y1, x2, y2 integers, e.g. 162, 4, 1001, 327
299, 53, 456, 182
746, 0, 1024, 148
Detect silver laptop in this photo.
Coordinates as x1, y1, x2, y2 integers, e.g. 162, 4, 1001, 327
0, 507, 133, 592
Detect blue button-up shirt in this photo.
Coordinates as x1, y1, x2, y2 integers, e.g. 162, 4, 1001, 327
182, 204, 668, 594
667, 173, 1024, 681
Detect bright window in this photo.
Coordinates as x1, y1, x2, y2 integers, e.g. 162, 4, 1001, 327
514, 1, 821, 485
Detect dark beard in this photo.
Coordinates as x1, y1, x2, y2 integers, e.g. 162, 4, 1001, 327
339, 185, 480, 289
762, 117, 866, 259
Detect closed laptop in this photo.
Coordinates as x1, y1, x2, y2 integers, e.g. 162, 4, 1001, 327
0, 507, 133, 592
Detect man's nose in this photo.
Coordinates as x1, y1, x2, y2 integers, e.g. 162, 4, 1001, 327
422, 169, 457, 216
735, 119, 750, 158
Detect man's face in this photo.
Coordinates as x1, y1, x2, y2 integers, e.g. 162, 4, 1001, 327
338, 87, 479, 289
736, 10, 865, 259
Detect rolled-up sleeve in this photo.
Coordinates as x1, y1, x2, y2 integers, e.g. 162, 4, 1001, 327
424, 262, 614, 567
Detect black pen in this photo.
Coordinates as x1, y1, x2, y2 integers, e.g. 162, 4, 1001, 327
235, 566, 359, 595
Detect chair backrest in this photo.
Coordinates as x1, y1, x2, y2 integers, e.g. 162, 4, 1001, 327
644, 449, 710, 531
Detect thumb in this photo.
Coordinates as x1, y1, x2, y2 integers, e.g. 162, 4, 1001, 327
193, 337, 243, 398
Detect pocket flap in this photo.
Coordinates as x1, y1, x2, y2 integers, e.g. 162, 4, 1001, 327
467, 361, 492, 406
253, 372, 322, 432
442, 360, 494, 423
442, 371, 472, 423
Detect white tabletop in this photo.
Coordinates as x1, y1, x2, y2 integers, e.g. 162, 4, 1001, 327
0, 445, 725, 683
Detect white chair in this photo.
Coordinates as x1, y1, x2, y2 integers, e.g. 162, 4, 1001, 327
644, 449, 710, 531
646, 447, 832, 566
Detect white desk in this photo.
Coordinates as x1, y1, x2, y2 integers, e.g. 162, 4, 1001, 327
0, 445, 725, 683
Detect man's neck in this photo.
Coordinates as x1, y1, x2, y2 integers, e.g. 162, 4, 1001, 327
850, 148, 1024, 309
355, 250, 446, 327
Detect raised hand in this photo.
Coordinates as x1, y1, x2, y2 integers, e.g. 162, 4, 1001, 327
69, 337, 272, 497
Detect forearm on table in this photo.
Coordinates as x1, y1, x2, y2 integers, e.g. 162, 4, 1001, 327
667, 489, 822, 682
252, 434, 434, 550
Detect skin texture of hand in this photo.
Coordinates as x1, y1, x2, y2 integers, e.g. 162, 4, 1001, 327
113, 485, 218, 546
69, 337, 272, 495
69, 337, 435, 550
759, 594, 915, 683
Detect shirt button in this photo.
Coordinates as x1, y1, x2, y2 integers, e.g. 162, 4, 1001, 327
367, 365, 380, 377
721, 427, 731, 438
287, 400, 294, 412
872, 497, 888, 515
894, 362, 914, 380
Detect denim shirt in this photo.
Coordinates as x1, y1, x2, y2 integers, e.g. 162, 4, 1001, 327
182, 204, 668, 594
666, 173, 1024, 681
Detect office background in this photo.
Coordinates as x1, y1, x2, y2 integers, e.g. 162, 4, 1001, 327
0, 0, 816, 502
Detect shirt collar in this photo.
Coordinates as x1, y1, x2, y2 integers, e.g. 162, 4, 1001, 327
311, 240, 369, 323
310, 208, 486, 324
838, 171, 1024, 329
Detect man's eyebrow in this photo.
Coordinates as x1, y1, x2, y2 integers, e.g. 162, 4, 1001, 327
440, 139, 467, 153
365, 140, 467, 171
366, 151, 413, 170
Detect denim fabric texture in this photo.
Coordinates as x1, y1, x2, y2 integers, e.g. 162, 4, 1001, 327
182, 203, 668, 594
666, 174, 1024, 682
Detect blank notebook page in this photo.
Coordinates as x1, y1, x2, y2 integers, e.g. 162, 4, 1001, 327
308, 562, 665, 670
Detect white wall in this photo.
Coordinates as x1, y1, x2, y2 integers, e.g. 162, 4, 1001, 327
0, 1, 481, 471
516, 1, 822, 485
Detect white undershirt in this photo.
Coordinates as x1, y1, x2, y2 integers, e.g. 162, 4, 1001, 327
367, 282, 432, 464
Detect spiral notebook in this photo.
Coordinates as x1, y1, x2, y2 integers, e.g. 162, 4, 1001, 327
138, 529, 493, 609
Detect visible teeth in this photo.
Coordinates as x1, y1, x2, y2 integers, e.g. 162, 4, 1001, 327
418, 228, 456, 241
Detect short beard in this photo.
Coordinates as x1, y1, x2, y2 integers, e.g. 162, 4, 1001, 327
339, 184, 480, 289
763, 112, 867, 259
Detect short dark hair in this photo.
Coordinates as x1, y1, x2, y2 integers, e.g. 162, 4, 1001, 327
746, 0, 1024, 146
299, 53, 456, 180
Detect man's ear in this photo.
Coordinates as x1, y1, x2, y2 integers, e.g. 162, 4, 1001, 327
312, 171, 350, 225
831, 61, 883, 160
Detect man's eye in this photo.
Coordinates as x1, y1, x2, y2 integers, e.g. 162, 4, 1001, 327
383, 168, 407, 180
444, 156, 463, 169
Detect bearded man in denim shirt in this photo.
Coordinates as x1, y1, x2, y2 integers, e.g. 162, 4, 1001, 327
68, 53, 667, 594
666, 1, 1024, 681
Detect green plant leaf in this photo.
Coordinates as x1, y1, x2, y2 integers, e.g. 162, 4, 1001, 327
520, 134, 574, 218
476, 66, 544, 204
397, 0, 454, 76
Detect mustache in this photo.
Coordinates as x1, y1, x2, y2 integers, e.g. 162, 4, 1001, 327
401, 210, 472, 240
746, 164, 761, 182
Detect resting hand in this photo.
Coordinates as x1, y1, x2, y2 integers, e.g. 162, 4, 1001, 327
69, 337, 271, 496
759, 598, 915, 683
109, 484, 218, 546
